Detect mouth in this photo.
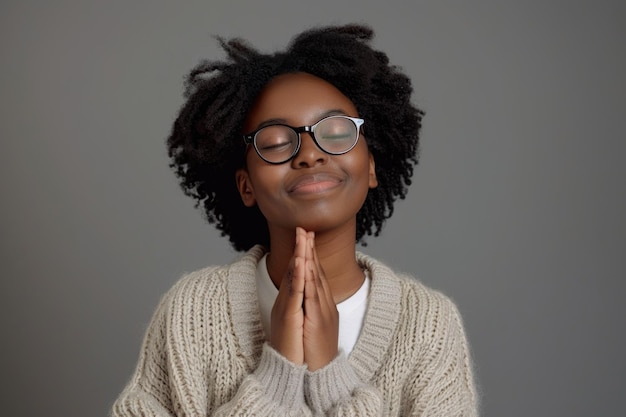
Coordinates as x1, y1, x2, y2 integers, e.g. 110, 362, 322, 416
287, 173, 344, 195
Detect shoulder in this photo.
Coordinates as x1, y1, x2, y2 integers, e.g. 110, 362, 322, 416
360, 251, 462, 308
357, 252, 468, 345
398, 272, 464, 327
356, 253, 478, 413
158, 245, 267, 313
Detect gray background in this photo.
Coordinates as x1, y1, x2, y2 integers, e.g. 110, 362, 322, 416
1, 1, 624, 416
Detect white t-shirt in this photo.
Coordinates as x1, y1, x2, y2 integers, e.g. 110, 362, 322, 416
256, 253, 370, 355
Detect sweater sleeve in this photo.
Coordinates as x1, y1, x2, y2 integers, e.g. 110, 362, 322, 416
213, 344, 312, 416
404, 296, 479, 417
111, 292, 180, 417
111, 276, 313, 417
305, 353, 383, 416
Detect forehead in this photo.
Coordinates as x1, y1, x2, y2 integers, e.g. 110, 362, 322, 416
244, 72, 358, 130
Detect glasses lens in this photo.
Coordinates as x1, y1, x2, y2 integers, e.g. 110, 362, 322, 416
314, 117, 358, 154
254, 125, 298, 163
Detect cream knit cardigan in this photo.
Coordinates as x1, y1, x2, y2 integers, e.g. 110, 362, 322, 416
112, 246, 478, 416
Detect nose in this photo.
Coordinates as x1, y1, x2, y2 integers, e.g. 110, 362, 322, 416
291, 132, 327, 168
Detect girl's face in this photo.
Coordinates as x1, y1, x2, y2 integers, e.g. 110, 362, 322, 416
236, 72, 378, 236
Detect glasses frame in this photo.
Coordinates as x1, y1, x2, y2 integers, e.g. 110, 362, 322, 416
243, 115, 365, 165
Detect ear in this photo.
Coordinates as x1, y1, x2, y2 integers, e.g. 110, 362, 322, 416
235, 168, 257, 207
368, 152, 378, 189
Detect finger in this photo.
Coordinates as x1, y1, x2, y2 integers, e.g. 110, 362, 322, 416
310, 234, 333, 305
275, 256, 304, 318
304, 255, 320, 290
271, 253, 305, 365
305, 233, 324, 299
303, 230, 313, 265
303, 255, 338, 371
279, 228, 307, 299
294, 227, 307, 259
303, 258, 320, 308
284, 256, 305, 307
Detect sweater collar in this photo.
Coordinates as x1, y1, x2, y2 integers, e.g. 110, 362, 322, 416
226, 245, 402, 381
350, 251, 402, 381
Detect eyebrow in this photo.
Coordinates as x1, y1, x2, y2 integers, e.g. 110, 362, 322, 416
254, 109, 350, 130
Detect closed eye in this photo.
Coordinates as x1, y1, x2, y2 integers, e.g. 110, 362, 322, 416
258, 141, 292, 151
321, 133, 352, 140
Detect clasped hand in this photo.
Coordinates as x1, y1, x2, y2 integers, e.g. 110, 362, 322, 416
270, 227, 339, 371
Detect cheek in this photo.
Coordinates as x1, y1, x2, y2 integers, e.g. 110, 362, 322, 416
349, 145, 373, 179
247, 164, 288, 202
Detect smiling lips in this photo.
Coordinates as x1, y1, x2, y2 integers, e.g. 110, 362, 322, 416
287, 173, 344, 194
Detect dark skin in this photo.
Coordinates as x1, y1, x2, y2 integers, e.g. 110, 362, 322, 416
236, 72, 378, 371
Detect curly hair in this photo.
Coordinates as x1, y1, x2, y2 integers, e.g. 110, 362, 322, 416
167, 24, 423, 251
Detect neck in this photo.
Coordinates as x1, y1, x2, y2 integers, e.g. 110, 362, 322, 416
265, 222, 365, 303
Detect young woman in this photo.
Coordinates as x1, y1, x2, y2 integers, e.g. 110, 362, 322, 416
112, 24, 478, 416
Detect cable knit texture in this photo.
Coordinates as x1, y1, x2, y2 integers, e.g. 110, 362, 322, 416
112, 246, 478, 416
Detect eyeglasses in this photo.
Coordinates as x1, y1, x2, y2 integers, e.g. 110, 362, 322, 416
243, 115, 364, 164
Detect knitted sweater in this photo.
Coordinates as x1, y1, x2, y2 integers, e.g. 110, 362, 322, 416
112, 246, 478, 416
